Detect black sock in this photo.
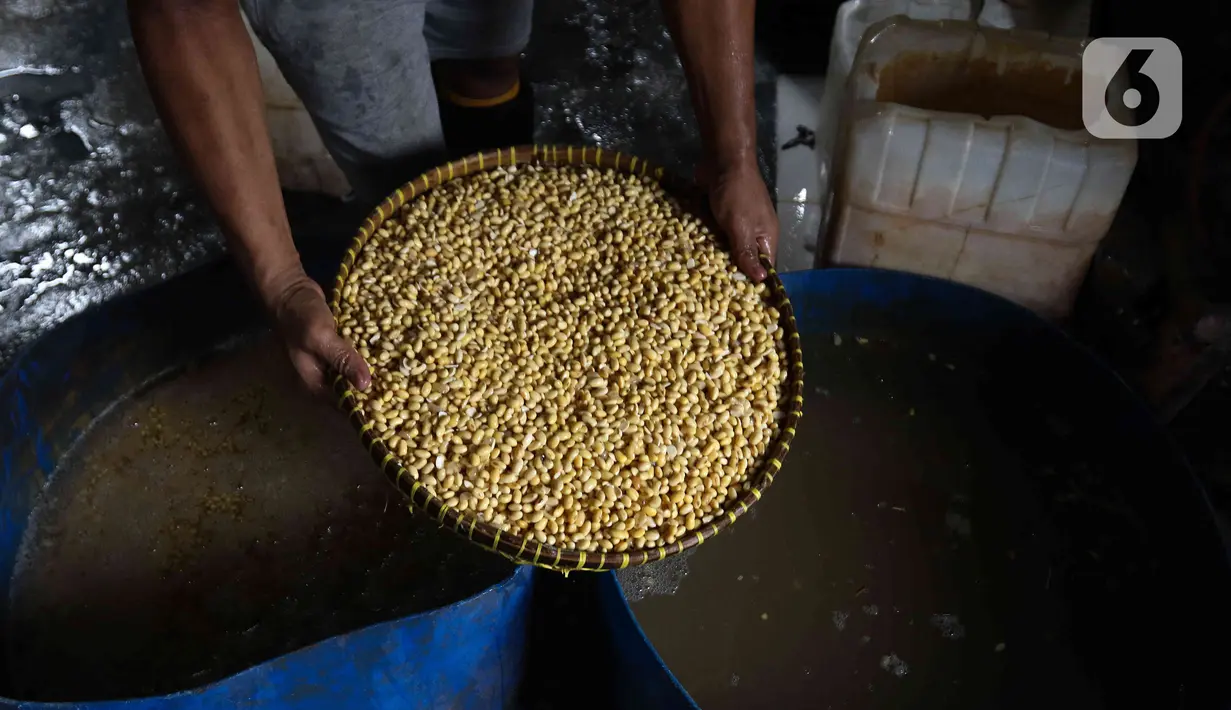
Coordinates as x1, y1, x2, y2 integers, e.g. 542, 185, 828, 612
438, 81, 535, 160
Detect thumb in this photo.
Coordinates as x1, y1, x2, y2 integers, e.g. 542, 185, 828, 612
319, 331, 372, 391
734, 244, 769, 284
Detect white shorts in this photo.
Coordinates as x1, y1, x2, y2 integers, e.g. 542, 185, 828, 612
242, 0, 534, 204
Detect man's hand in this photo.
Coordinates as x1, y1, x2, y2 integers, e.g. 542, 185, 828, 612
264, 269, 371, 397
703, 160, 779, 283
128, 1, 368, 397
661, 0, 774, 281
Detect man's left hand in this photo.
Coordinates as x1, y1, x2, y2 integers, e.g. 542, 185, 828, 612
704, 160, 779, 283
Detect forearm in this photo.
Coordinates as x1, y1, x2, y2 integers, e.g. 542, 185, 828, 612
128, 0, 300, 306
662, 0, 758, 170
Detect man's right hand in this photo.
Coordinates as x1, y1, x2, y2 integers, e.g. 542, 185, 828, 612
127, 1, 370, 397
264, 268, 371, 397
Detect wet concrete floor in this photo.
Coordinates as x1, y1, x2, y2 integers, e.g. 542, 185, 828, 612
7, 333, 512, 702
628, 332, 1124, 709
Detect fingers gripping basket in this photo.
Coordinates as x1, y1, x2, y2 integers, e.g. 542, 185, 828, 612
328, 145, 804, 572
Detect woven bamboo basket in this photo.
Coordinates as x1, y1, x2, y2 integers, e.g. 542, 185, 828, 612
328, 145, 804, 572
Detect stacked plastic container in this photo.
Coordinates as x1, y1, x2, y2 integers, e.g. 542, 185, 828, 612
820, 15, 1137, 319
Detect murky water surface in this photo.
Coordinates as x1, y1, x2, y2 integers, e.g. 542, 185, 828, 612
629, 331, 1120, 709
8, 334, 512, 702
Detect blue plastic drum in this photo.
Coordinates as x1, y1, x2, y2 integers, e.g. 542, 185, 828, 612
618, 269, 1231, 709
0, 261, 535, 709
5, 261, 1228, 709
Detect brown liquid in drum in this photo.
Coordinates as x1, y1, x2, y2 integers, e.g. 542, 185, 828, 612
7, 333, 512, 702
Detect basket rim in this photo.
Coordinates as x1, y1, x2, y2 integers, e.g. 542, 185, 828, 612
328, 144, 805, 572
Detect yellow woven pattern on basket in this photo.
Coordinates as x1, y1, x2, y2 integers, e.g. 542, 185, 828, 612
328, 145, 805, 572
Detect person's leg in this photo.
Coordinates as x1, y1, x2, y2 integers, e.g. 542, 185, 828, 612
242, 0, 446, 207
425, 0, 536, 158
434, 57, 522, 107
